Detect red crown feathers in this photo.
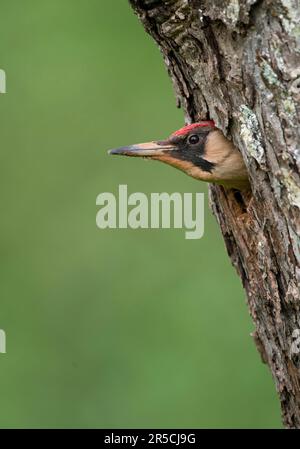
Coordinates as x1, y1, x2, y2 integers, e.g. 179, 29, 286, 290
172, 121, 215, 136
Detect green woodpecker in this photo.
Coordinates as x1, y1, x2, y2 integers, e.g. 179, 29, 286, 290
109, 121, 249, 190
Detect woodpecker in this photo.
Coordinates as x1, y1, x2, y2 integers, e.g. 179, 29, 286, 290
109, 121, 249, 190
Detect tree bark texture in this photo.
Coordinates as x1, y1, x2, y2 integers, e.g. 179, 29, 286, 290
129, 0, 300, 428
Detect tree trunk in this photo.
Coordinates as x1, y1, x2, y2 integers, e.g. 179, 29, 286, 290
129, 0, 300, 428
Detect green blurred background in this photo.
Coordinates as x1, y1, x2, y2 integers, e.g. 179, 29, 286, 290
0, 0, 281, 428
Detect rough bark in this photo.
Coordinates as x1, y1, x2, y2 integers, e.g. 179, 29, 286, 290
129, 0, 300, 428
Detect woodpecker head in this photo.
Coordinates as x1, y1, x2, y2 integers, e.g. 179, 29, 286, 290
109, 121, 249, 190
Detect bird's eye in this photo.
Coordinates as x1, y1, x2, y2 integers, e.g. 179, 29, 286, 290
188, 134, 200, 145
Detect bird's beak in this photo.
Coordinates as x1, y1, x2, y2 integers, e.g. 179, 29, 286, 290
108, 141, 174, 157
